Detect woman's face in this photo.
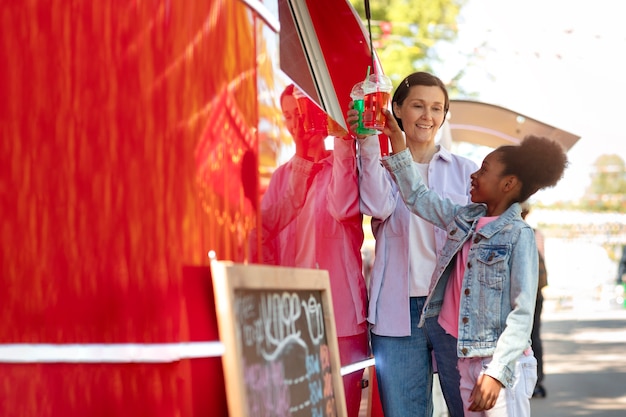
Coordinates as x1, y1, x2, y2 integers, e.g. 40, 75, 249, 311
392, 85, 446, 145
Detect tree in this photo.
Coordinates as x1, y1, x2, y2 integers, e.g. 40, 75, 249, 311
582, 154, 626, 212
348, 0, 466, 87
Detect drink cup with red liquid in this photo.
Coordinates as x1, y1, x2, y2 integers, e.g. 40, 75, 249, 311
294, 88, 328, 136
362, 73, 392, 131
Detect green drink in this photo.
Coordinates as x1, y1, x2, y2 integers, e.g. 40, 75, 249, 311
362, 73, 393, 131
351, 82, 377, 135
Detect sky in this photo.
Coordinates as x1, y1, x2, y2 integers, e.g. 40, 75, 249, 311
434, 0, 626, 204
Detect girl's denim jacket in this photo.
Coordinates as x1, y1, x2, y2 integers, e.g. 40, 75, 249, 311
382, 148, 538, 388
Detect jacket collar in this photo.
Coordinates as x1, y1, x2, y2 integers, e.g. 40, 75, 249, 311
458, 203, 487, 223
474, 203, 523, 238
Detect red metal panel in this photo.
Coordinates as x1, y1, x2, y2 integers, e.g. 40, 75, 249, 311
0, 0, 384, 415
1, 1, 261, 416
306, 0, 382, 125
305, 0, 388, 154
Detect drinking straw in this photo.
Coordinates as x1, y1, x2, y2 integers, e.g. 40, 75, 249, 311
364, 0, 375, 73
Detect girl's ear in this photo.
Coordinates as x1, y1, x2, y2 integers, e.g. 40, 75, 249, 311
503, 175, 521, 193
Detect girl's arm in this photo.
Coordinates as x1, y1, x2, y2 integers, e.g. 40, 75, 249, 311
379, 108, 460, 229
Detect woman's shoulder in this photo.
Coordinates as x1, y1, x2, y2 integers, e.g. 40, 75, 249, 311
452, 153, 478, 171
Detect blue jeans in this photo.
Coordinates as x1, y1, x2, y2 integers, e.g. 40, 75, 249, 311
371, 297, 464, 417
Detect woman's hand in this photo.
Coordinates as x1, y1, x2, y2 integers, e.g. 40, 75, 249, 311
346, 101, 370, 140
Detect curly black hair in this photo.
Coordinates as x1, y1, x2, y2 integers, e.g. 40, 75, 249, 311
496, 135, 569, 202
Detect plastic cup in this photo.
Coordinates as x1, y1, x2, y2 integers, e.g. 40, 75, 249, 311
294, 88, 328, 135
327, 115, 348, 137
350, 81, 378, 136
362, 74, 393, 131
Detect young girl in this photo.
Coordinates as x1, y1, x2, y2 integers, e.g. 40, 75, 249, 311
379, 108, 568, 416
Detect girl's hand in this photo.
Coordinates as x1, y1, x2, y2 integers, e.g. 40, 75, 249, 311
468, 374, 503, 412
381, 108, 406, 154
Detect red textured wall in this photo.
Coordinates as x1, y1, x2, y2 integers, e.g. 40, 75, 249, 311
1, 1, 260, 415
0, 0, 383, 415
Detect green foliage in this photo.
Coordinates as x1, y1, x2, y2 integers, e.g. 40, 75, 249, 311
348, 0, 466, 86
580, 154, 626, 212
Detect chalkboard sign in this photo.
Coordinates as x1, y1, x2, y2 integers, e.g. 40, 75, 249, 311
210, 261, 347, 417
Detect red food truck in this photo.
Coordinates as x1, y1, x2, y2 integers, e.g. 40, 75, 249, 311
1, 1, 384, 416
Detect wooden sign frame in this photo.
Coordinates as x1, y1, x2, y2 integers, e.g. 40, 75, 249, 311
210, 261, 347, 417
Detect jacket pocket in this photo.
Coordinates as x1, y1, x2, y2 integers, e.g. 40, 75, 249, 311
475, 245, 509, 290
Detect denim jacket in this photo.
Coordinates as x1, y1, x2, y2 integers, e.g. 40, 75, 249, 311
382, 148, 538, 388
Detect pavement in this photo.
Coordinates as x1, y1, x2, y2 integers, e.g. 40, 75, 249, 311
529, 298, 626, 417
359, 295, 626, 417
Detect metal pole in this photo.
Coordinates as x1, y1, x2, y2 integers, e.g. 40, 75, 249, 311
364, 0, 375, 72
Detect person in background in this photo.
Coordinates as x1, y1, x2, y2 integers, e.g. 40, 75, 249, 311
381, 116, 568, 416
348, 71, 476, 417
520, 201, 548, 399
253, 84, 368, 417
617, 245, 626, 285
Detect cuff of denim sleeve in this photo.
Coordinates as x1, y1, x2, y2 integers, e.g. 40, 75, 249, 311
484, 364, 514, 389
380, 147, 412, 172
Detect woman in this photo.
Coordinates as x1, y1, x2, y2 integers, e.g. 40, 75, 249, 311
349, 72, 476, 417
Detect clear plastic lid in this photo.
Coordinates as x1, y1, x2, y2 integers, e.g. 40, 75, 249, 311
350, 81, 366, 100
363, 73, 393, 94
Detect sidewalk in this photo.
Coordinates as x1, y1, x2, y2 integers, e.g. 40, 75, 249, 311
358, 297, 626, 417
530, 299, 626, 416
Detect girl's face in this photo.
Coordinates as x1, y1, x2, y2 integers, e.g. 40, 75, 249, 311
392, 85, 446, 145
470, 150, 508, 206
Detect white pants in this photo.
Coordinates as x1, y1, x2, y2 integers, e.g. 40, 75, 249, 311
458, 353, 537, 417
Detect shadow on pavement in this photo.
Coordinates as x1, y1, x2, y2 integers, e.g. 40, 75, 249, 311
531, 309, 626, 416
